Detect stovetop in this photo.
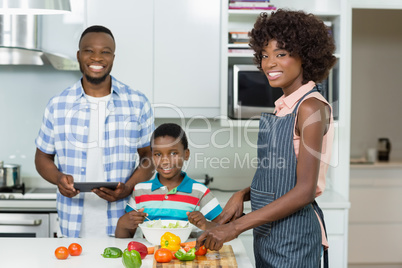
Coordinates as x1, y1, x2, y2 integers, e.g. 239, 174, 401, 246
0, 187, 57, 200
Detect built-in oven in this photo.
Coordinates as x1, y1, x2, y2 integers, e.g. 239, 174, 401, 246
0, 213, 51, 237
0, 187, 58, 237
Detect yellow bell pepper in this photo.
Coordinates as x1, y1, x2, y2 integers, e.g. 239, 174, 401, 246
160, 232, 181, 251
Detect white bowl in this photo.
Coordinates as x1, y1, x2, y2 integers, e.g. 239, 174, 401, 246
138, 220, 193, 245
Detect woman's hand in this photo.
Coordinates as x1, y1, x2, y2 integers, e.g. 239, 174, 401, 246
196, 222, 239, 251
217, 190, 246, 224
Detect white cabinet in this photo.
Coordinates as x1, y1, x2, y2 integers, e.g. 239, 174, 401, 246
153, 0, 221, 118
85, 0, 221, 118
349, 164, 402, 264
86, 0, 155, 102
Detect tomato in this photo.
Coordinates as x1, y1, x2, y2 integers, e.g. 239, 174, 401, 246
55, 246, 69, 260
154, 248, 173, 263
68, 243, 82, 256
127, 241, 148, 259
195, 245, 207, 256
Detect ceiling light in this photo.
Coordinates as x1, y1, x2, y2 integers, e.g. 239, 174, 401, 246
0, 0, 71, 15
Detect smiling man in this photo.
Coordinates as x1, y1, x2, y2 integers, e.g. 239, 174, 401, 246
35, 25, 155, 238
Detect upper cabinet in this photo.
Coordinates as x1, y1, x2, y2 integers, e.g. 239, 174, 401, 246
85, 0, 221, 118
153, 0, 221, 118
86, 0, 154, 101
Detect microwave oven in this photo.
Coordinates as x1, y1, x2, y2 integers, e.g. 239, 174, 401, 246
228, 64, 335, 120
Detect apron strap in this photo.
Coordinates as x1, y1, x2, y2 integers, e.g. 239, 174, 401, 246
292, 87, 319, 116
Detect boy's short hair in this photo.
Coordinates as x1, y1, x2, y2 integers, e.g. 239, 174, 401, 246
151, 123, 188, 150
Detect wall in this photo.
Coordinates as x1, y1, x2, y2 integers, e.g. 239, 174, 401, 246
351, 9, 402, 161
0, 66, 82, 187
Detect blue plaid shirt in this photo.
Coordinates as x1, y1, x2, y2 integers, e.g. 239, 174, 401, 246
35, 76, 154, 237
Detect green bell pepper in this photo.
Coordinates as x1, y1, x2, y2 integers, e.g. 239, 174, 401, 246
101, 247, 123, 258
122, 249, 142, 268
174, 247, 196, 261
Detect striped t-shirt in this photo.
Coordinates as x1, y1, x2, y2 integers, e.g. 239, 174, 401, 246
125, 172, 222, 221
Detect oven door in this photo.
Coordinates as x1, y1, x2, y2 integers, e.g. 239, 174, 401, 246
0, 213, 49, 237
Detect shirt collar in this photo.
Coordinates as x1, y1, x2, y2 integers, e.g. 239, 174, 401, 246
72, 75, 121, 101
274, 81, 316, 113
151, 172, 193, 193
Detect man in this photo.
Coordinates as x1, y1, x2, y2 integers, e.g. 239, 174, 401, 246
35, 25, 155, 237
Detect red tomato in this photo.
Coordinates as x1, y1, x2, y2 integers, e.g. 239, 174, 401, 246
55, 246, 69, 260
127, 241, 148, 259
154, 248, 173, 263
195, 245, 207, 256
68, 243, 82, 256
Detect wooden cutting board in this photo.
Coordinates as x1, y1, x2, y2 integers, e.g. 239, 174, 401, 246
152, 245, 238, 268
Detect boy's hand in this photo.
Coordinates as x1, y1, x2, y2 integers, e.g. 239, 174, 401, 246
187, 211, 207, 230
119, 207, 148, 230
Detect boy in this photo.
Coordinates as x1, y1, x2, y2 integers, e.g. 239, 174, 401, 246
115, 123, 222, 238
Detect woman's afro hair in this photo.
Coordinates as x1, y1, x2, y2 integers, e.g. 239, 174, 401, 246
249, 9, 337, 83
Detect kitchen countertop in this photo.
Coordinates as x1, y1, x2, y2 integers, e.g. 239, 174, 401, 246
350, 161, 402, 169
0, 237, 252, 268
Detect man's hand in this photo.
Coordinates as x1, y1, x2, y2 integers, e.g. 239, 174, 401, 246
92, 182, 132, 202
56, 173, 79, 198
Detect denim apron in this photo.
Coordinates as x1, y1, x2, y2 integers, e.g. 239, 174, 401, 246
251, 88, 328, 268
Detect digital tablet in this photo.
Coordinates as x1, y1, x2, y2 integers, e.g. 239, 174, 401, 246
73, 182, 119, 192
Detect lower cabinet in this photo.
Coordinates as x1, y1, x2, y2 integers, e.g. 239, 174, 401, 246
324, 209, 349, 268
349, 164, 402, 264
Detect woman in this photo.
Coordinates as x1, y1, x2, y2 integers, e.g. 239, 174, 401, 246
197, 9, 336, 267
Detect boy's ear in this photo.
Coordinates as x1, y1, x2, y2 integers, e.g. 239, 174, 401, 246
184, 149, 190, 161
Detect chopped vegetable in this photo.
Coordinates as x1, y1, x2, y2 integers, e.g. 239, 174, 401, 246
195, 245, 207, 256
146, 220, 185, 228
161, 232, 181, 251
122, 249, 142, 268
174, 247, 196, 261
147, 246, 155, 255
101, 247, 123, 258
180, 241, 196, 248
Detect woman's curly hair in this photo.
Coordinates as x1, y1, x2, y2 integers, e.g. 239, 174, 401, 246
249, 9, 337, 83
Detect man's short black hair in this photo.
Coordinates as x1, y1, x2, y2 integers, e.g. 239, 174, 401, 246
79, 25, 115, 47
151, 123, 188, 150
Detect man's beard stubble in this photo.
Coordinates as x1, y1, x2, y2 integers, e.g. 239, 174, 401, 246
85, 73, 109, 85
80, 64, 111, 85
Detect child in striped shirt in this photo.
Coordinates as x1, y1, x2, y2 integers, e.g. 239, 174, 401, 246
115, 123, 222, 238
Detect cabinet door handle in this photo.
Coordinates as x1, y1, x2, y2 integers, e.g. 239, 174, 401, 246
0, 219, 42, 226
